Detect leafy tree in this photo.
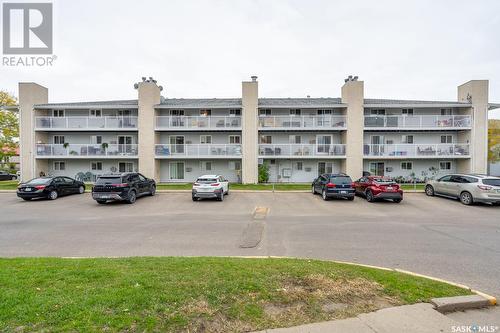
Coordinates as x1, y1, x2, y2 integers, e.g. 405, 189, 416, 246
489, 120, 500, 163
258, 163, 269, 183
0, 90, 19, 171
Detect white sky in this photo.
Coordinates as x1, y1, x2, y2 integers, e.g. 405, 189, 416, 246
1, 0, 500, 118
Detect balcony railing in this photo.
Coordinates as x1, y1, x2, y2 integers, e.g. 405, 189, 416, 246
259, 144, 346, 157
363, 144, 470, 157
155, 116, 241, 130
364, 115, 471, 129
259, 115, 346, 129
36, 144, 138, 157
35, 116, 138, 130
155, 144, 242, 157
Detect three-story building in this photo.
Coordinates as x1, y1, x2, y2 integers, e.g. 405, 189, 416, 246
16, 77, 499, 183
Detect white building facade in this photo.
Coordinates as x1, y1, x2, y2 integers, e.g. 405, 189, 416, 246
16, 77, 500, 183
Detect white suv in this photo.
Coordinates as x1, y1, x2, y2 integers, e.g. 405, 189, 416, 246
192, 175, 229, 201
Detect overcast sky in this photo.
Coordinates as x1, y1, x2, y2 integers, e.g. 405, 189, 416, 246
2, 0, 500, 118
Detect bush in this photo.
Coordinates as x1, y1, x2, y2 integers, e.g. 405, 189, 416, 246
258, 163, 269, 183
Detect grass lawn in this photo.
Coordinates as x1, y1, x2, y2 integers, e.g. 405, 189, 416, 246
400, 184, 425, 191
157, 183, 312, 191
0, 257, 470, 332
0, 180, 18, 190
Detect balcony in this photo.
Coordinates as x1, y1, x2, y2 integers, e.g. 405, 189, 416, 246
259, 115, 346, 130
364, 115, 471, 130
155, 144, 242, 158
155, 116, 241, 130
259, 144, 346, 158
363, 144, 470, 158
35, 144, 138, 158
35, 116, 138, 130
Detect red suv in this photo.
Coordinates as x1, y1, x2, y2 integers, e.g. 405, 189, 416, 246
353, 176, 403, 203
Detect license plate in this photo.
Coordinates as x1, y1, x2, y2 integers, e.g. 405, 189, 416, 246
24, 188, 32, 192
198, 188, 211, 192
387, 187, 393, 190
98, 194, 111, 199
340, 190, 347, 194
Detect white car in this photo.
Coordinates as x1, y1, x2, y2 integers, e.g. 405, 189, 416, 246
192, 175, 229, 201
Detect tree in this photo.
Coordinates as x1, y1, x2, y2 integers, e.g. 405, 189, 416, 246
488, 120, 500, 163
0, 90, 19, 171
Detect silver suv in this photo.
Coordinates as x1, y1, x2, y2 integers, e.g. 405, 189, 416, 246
425, 174, 500, 205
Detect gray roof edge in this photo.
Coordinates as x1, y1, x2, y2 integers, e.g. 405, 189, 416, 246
488, 103, 500, 110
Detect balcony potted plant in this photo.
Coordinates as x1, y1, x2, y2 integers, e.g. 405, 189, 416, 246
63, 142, 69, 149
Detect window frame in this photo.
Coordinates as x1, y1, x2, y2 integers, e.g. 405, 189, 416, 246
53, 161, 66, 171
53, 135, 65, 144
90, 161, 103, 171
89, 109, 102, 117
199, 135, 212, 144
229, 135, 241, 144
401, 161, 413, 170
439, 161, 452, 170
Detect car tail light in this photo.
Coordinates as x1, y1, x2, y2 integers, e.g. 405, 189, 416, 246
112, 183, 128, 188
193, 182, 200, 186
477, 185, 492, 191
35, 185, 46, 190
351, 182, 356, 188
326, 183, 336, 188
211, 183, 220, 187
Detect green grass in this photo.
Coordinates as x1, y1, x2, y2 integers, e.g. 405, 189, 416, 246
157, 183, 312, 191
0, 180, 18, 190
400, 184, 425, 190
0, 257, 470, 332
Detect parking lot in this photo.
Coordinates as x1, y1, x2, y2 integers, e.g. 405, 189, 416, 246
1, 191, 499, 296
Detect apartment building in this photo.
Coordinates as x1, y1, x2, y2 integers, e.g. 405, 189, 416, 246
16, 77, 499, 184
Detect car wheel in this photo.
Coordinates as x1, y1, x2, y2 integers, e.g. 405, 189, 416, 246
425, 185, 435, 196
311, 186, 316, 194
322, 189, 329, 201
347, 196, 354, 201
393, 198, 402, 203
492, 201, 500, 206
48, 190, 58, 200
218, 192, 224, 201
149, 185, 156, 196
22, 197, 31, 201
365, 190, 374, 202
460, 191, 473, 205
192, 195, 198, 201
11, 176, 17, 180
127, 190, 137, 204
97, 200, 107, 204
78, 185, 85, 194
226, 187, 229, 195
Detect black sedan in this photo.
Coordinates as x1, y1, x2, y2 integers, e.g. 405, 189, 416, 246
0, 171, 17, 181
17, 176, 85, 201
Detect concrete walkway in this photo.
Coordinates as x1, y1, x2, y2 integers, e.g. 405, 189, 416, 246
255, 303, 499, 333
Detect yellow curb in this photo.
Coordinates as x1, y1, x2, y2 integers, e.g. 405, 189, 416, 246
471, 290, 497, 306
394, 269, 472, 290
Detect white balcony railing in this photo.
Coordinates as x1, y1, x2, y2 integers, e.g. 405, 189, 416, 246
363, 144, 470, 157
155, 144, 242, 157
364, 115, 471, 129
259, 144, 346, 157
36, 144, 138, 157
259, 115, 346, 129
35, 116, 138, 130
155, 116, 241, 130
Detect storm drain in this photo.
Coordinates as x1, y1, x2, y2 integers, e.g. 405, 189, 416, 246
239, 207, 269, 248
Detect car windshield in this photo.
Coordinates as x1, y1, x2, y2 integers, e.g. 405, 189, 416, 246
25, 178, 52, 185
96, 177, 122, 185
373, 178, 396, 185
482, 179, 500, 187
196, 178, 218, 184
329, 176, 352, 185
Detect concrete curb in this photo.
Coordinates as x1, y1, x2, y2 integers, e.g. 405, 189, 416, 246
431, 295, 491, 313
0, 189, 425, 193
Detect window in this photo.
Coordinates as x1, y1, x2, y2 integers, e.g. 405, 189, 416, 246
229, 109, 241, 116
317, 109, 332, 115
201, 161, 212, 171
229, 161, 241, 170
289, 135, 301, 144
318, 162, 333, 175
402, 109, 414, 115
199, 109, 211, 117
229, 135, 241, 144
91, 161, 103, 171
90, 109, 102, 117
439, 175, 452, 182
63, 177, 74, 184
402, 135, 414, 144
259, 109, 271, 116
169, 162, 184, 180
138, 174, 146, 181
440, 135, 453, 144
296, 162, 303, 170
52, 109, 64, 117
401, 162, 413, 170
169, 109, 184, 116
370, 109, 386, 115
441, 108, 453, 115
90, 135, 102, 144
260, 135, 272, 144
54, 161, 65, 171
439, 161, 452, 170
53, 135, 65, 144
200, 135, 212, 144
290, 109, 301, 116
118, 162, 134, 173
